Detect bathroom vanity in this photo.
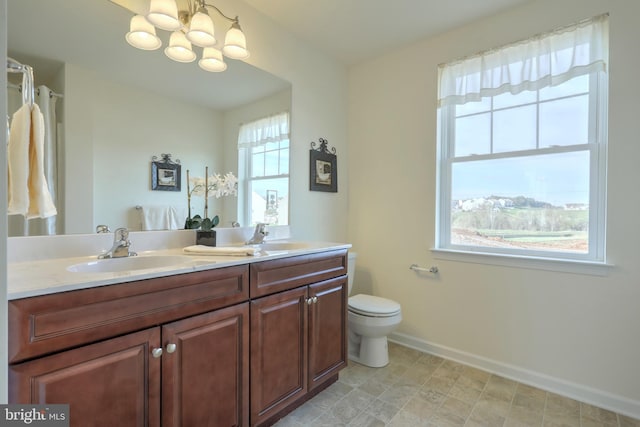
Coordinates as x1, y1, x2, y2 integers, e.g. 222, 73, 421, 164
7, 243, 349, 427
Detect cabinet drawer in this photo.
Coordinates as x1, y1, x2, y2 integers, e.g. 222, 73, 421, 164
249, 249, 347, 298
9, 265, 249, 363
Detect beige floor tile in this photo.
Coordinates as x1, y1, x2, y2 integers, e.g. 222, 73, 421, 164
515, 383, 547, 401
456, 369, 490, 392
282, 401, 324, 425
378, 380, 421, 408
364, 398, 401, 424
348, 411, 387, 427
276, 346, 637, 427
485, 375, 518, 401
544, 393, 580, 418
449, 383, 483, 405
620, 414, 640, 427
388, 408, 431, 426
512, 393, 546, 413
466, 407, 506, 427
580, 402, 619, 426
423, 374, 458, 395
475, 392, 513, 417
505, 405, 543, 426
331, 389, 375, 424
358, 376, 392, 397
541, 413, 580, 427
435, 396, 474, 426
403, 395, 439, 421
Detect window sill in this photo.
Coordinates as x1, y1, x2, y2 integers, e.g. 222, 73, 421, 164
431, 248, 613, 276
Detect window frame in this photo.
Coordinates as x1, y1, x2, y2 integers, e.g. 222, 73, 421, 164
239, 138, 290, 227
435, 70, 608, 265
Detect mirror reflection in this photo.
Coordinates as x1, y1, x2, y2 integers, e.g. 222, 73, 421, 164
6, 0, 292, 237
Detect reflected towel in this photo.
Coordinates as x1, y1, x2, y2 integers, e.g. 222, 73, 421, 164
140, 206, 186, 230
27, 104, 57, 219
183, 245, 259, 256
7, 104, 31, 215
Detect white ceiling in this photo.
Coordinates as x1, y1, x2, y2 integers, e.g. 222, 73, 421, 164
240, 0, 534, 65
7, 0, 533, 110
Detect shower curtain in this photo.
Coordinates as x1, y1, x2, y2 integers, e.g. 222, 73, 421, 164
7, 84, 61, 236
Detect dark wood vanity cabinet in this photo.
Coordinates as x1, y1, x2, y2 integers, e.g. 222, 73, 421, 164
9, 266, 250, 427
249, 250, 348, 426
8, 249, 348, 427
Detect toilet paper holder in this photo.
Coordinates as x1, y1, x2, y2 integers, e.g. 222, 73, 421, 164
409, 264, 438, 274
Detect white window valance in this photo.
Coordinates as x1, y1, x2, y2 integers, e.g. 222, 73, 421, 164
438, 14, 609, 107
238, 112, 290, 149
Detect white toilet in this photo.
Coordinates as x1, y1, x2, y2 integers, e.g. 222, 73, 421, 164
347, 252, 402, 368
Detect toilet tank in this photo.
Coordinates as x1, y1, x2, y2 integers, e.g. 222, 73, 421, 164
347, 252, 357, 294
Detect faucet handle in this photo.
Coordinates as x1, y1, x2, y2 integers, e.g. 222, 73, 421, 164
96, 224, 111, 234
114, 227, 129, 241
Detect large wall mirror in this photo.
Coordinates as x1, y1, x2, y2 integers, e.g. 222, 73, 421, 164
7, 0, 292, 237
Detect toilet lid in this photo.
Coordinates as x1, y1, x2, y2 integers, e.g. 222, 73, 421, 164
348, 294, 401, 317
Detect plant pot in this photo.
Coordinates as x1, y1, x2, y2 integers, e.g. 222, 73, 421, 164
196, 230, 216, 247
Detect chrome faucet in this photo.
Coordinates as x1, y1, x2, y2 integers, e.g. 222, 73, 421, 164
246, 223, 269, 245
99, 227, 137, 259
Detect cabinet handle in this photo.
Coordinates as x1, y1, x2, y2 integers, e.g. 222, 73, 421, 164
312, 296, 318, 304
166, 343, 177, 354
151, 347, 163, 358
306, 297, 313, 305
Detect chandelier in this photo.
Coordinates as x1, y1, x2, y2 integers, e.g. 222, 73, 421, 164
125, 0, 249, 72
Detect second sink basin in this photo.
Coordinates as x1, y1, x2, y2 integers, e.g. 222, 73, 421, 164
67, 255, 195, 274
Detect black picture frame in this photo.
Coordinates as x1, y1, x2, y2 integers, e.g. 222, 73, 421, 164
310, 149, 337, 192
151, 161, 181, 191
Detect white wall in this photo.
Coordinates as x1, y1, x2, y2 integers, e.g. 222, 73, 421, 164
348, 0, 640, 417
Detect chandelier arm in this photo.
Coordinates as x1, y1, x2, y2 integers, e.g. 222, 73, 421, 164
201, 2, 238, 23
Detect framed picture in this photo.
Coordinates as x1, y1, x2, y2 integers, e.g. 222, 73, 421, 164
310, 139, 337, 192
151, 154, 181, 191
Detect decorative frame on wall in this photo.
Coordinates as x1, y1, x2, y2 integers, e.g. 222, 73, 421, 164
151, 153, 181, 191
309, 138, 337, 192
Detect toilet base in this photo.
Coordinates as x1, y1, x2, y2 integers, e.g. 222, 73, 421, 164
348, 335, 390, 368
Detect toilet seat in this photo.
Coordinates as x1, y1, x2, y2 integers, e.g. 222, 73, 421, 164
348, 294, 401, 318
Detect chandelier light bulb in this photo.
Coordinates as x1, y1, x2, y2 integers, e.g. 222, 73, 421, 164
222, 20, 250, 60
199, 47, 227, 72
147, 0, 182, 31
186, 9, 217, 47
126, 15, 162, 50
165, 31, 196, 63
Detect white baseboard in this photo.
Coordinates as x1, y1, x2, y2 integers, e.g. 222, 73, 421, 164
388, 332, 640, 420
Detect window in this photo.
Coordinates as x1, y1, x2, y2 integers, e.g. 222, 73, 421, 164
436, 15, 608, 262
238, 112, 290, 226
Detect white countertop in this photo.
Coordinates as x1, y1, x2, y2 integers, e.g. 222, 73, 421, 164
8, 241, 351, 300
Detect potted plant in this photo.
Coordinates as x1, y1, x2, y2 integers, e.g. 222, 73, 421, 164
185, 167, 237, 246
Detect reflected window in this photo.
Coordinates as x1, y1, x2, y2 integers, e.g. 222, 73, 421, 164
238, 112, 290, 226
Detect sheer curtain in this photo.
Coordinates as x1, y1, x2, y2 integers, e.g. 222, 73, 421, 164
7, 84, 60, 236
438, 14, 609, 107
238, 112, 290, 148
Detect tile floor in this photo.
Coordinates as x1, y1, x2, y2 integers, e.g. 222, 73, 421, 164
275, 343, 640, 427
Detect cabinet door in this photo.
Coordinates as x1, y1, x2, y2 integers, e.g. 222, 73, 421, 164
250, 287, 308, 426
9, 328, 161, 427
308, 277, 348, 391
162, 303, 249, 427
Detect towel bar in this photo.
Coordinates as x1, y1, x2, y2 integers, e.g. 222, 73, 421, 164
409, 264, 438, 274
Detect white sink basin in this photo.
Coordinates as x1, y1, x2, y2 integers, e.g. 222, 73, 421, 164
258, 242, 312, 251
67, 255, 195, 274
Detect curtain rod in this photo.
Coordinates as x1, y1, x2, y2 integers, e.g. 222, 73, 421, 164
7, 83, 64, 99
